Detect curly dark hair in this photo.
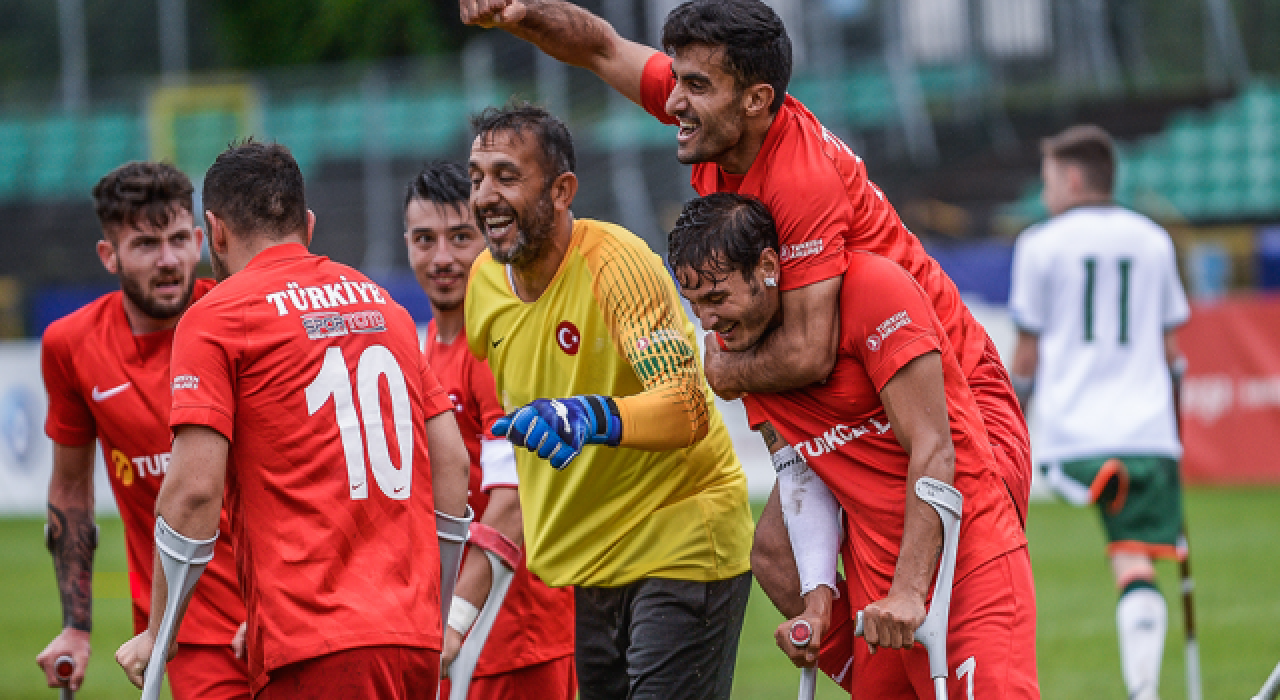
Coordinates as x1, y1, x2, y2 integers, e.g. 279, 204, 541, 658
668, 192, 778, 288
92, 162, 194, 239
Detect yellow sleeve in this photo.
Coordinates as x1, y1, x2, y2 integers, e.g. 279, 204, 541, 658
591, 235, 709, 450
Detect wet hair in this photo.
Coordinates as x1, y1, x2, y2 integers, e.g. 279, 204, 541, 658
662, 0, 793, 113
1041, 124, 1116, 195
668, 192, 778, 287
471, 101, 575, 180
92, 162, 194, 240
405, 160, 470, 214
202, 139, 307, 239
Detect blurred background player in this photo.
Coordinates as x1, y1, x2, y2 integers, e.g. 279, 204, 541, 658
36, 162, 250, 698
404, 161, 576, 698
466, 103, 753, 699
458, 0, 1031, 628
672, 193, 1036, 699
113, 141, 472, 699
1009, 125, 1191, 700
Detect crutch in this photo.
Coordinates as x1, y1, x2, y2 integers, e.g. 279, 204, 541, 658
141, 517, 218, 700
1178, 530, 1203, 700
789, 477, 962, 700
1252, 661, 1280, 700
53, 655, 74, 700
857, 477, 963, 700
447, 523, 521, 700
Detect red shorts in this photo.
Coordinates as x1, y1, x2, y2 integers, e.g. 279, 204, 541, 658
970, 336, 1032, 528
438, 655, 576, 700
168, 644, 251, 700
256, 646, 440, 700
819, 547, 1039, 699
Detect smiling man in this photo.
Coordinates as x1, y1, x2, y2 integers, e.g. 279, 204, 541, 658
36, 162, 249, 698
464, 103, 753, 700
671, 193, 1037, 699
404, 161, 576, 699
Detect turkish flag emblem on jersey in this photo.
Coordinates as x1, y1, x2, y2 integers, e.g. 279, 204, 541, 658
556, 320, 580, 355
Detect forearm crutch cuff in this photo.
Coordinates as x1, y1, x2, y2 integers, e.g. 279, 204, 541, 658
437, 505, 475, 636
467, 522, 520, 571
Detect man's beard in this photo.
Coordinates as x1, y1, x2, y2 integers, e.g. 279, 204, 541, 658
120, 270, 194, 321
485, 192, 556, 269
209, 249, 231, 282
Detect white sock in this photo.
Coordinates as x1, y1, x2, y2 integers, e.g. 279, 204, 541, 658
1116, 584, 1167, 700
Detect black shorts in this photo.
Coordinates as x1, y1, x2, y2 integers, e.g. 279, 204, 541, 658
573, 572, 752, 700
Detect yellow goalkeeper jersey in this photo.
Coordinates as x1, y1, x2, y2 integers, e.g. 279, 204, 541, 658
466, 218, 752, 587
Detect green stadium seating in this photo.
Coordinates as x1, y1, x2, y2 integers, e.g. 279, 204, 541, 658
0, 119, 30, 197
30, 115, 81, 197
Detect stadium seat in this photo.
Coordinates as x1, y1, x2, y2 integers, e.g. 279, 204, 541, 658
81, 112, 143, 190
0, 119, 30, 198
30, 115, 82, 197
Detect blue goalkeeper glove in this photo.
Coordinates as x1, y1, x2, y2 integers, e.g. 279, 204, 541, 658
491, 395, 622, 469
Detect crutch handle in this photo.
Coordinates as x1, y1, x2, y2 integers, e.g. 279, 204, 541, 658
789, 619, 817, 700
54, 654, 74, 700
853, 477, 962, 693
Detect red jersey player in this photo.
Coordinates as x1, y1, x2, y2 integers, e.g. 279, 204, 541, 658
672, 193, 1037, 699
460, 0, 1030, 643
114, 142, 472, 698
404, 162, 576, 698
37, 162, 250, 699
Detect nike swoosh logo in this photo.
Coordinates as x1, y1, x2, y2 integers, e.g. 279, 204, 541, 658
492, 337, 505, 348
91, 383, 132, 402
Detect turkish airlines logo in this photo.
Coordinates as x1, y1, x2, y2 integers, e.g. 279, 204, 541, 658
780, 240, 824, 261
556, 321, 580, 355
448, 391, 464, 414
867, 310, 911, 352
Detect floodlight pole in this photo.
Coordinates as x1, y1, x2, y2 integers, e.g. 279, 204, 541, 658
56, 0, 88, 112
158, 0, 189, 80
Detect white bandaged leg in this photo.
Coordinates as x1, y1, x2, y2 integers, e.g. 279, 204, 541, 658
1118, 584, 1167, 700
141, 516, 218, 700
774, 446, 841, 597
436, 506, 474, 636
447, 523, 520, 699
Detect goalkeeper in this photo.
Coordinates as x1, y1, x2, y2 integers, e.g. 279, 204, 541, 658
467, 102, 753, 700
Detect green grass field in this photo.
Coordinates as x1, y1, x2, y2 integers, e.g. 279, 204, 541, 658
2, 488, 1278, 699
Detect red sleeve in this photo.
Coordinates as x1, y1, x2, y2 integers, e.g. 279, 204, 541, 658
640, 52, 679, 126
469, 357, 506, 435
41, 321, 95, 446
419, 356, 454, 419
845, 254, 941, 392
169, 305, 239, 441
765, 141, 850, 290
742, 394, 767, 430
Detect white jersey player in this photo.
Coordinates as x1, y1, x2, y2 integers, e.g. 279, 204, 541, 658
1010, 124, 1190, 700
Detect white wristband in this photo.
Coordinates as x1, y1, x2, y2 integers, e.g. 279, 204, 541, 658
447, 596, 480, 635
774, 446, 842, 598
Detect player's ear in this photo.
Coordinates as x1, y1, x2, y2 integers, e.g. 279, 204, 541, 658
206, 211, 230, 254
742, 83, 775, 119
96, 238, 118, 275
757, 247, 781, 285
304, 210, 316, 247
549, 171, 578, 214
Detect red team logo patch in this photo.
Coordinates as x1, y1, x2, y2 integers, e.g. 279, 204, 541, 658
556, 321, 580, 355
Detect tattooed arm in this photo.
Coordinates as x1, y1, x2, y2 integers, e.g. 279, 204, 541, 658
36, 442, 97, 691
